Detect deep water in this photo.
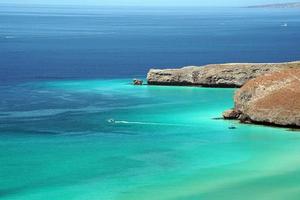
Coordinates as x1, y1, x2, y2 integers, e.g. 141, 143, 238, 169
1, 5, 300, 83
1, 5, 300, 200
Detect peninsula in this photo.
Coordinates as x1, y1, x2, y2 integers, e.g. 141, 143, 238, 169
247, 2, 300, 8
147, 61, 300, 87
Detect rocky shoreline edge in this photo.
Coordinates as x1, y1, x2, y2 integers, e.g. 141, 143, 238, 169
146, 61, 300, 129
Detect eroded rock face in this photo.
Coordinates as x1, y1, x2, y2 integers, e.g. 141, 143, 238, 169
147, 61, 300, 87
228, 69, 300, 127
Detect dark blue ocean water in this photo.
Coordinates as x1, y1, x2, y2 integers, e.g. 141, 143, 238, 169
1, 5, 300, 83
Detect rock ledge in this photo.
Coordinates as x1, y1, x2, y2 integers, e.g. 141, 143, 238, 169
147, 61, 300, 87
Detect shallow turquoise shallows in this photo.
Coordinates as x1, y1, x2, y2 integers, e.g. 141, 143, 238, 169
1, 79, 300, 200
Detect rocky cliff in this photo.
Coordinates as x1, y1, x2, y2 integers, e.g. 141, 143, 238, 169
223, 69, 300, 127
147, 61, 300, 87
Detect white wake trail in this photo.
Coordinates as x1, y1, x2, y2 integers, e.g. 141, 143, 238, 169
107, 119, 191, 127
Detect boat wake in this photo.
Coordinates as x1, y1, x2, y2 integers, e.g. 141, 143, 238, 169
107, 119, 189, 127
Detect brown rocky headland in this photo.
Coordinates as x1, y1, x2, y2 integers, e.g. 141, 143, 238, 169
147, 61, 300, 88
223, 69, 300, 127
147, 61, 300, 128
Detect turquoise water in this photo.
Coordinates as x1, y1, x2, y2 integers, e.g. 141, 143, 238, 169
1, 79, 300, 200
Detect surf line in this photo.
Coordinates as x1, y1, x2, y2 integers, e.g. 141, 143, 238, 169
107, 119, 191, 127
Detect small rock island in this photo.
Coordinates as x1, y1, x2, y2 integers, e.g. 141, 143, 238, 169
147, 61, 300, 128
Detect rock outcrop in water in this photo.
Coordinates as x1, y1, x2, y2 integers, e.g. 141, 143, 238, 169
223, 69, 300, 127
133, 79, 143, 85
147, 61, 300, 87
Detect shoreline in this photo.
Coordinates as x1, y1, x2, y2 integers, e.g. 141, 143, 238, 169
146, 61, 300, 129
